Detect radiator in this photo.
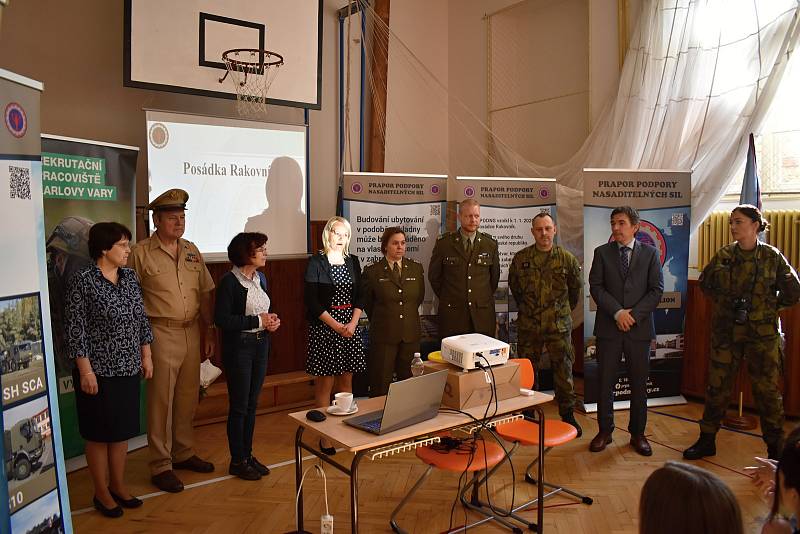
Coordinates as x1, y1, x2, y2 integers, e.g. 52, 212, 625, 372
697, 210, 800, 270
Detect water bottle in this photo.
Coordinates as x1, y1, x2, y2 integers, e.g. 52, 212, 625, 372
411, 352, 424, 377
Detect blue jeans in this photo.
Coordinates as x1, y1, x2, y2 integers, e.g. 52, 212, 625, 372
224, 334, 269, 463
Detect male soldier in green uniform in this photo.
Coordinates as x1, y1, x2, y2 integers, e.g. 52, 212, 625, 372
362, 227, 425, 396
684, 205, 800, 460
129, 189, 216, 492
429, 199, 500, 338
509, 212, 583, 435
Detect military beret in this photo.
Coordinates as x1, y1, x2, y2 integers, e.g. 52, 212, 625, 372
148, 188, 188, 211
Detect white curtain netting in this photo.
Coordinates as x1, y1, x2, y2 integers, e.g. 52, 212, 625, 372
345, 0, 800, 259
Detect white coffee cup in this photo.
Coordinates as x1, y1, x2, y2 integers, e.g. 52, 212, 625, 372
333, 392, 354, 412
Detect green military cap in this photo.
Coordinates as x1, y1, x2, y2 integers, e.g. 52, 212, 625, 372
148, 188, 188, 211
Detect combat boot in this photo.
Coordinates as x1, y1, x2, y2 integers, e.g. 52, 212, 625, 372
767, 441, 783, 461
683, 432, 716, 460
561, 412, 582, 438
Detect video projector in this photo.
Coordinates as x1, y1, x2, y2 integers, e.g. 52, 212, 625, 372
440, 333, 510, 370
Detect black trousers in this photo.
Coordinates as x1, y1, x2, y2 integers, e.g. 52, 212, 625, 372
223, 334, 269, 463
596, 336, 651, 436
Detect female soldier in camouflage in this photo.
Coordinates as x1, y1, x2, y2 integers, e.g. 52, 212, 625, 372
684, 205, 800, 461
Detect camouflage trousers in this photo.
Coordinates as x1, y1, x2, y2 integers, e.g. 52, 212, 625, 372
518, 331, 576, 417
700, 331, 785, 447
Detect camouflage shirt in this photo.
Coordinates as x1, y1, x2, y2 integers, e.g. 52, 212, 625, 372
509, 244, 582, 334
700, 242, 800, 336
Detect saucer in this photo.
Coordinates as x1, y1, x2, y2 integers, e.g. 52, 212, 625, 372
327, 403, 358, 416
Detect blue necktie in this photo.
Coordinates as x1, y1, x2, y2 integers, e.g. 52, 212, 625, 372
620, 246, 631, 277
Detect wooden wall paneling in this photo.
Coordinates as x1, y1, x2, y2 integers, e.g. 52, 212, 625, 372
681, 279, 712, 397
310, 219, 327, 254
207, 258, 310, 376
572, 326, 584, 374
263, 258, 310, 374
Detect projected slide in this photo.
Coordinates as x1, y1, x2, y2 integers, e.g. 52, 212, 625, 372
146, 111, 308, 260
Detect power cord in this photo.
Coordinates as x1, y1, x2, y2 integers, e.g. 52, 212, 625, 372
438, 352, 518, 531
295, 464, 333, 534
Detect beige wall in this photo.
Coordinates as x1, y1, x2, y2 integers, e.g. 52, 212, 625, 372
384, 0, 449, 174
381, 0, 622, 192
0, 0, 342, 229
0, 0, 625, 224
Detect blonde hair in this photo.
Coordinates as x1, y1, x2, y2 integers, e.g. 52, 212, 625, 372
459, 198, 480, 210
321, 216, 352, 256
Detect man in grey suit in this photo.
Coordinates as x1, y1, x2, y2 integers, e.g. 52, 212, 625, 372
588, 206, 663, 456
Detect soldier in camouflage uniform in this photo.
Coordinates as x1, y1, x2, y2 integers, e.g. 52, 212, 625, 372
509, 213, 583, 435
684, 205, 800, 461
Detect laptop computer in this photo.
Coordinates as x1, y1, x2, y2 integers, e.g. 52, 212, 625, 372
344, 370, 448, 435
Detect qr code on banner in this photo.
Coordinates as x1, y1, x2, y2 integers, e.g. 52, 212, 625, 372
9, 165, 31, 200
430, 204, 440, 216
671, 212, 684, 226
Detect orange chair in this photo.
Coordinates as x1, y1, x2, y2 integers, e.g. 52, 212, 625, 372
482, 358, 591, 524
390, 436, 522, 533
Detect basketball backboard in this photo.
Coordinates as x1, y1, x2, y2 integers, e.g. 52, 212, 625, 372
124, 0, 322, 109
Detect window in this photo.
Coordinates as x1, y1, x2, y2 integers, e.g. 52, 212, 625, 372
725, 49, 800, 198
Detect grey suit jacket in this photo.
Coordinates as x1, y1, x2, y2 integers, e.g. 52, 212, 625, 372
588, 240, 664, 341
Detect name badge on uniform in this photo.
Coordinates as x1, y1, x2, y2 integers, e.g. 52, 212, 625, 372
186, 251, 200, 263
522, 261, 531, 269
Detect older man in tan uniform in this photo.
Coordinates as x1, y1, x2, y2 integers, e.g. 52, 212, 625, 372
129, 188, 216, 493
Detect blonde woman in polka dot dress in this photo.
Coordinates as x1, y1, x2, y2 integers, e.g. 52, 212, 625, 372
304, 216, 366, 453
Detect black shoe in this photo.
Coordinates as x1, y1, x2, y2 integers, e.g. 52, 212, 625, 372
93, 496, 123, 518
109, 488, 143, 508
683, 432, 716, 460
248, 456, 270, 476
229, 461, 262, 481
561, 413, 583, 438
320, 439, 336, 456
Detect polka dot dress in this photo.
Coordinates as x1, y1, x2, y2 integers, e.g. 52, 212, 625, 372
307, 264, 366, 376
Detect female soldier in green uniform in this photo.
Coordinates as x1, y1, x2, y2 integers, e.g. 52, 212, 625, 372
684, 205, 800, 460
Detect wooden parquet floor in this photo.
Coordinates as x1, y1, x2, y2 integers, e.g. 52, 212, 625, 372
66, 399, 791, 533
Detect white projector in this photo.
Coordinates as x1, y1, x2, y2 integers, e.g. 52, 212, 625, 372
441, 333, 510, 370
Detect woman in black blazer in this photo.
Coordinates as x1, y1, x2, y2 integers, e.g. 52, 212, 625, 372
304, 216, 366, 454
215, 232, 280, 480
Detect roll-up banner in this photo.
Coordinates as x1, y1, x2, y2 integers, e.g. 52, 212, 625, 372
1, 68, 72, 533
455, 177, 557, 364
40, 135, 139, 464
583, 169, 691, 411
342, 172, 447, 350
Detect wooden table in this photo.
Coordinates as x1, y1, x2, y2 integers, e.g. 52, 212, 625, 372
289, 392, 553, 533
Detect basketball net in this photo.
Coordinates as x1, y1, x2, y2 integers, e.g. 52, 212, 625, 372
221, 49, 284, 119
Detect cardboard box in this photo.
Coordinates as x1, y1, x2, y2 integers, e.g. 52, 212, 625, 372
423, 360, 520, 409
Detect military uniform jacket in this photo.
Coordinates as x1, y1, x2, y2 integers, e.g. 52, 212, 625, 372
428, 230, 500, 338
700, 242, 800, 337
509, 245, 582, 335
128, 233, 215, 321
361, 258, 425, 344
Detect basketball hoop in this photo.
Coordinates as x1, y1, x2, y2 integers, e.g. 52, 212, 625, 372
219, 48, 284, 118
